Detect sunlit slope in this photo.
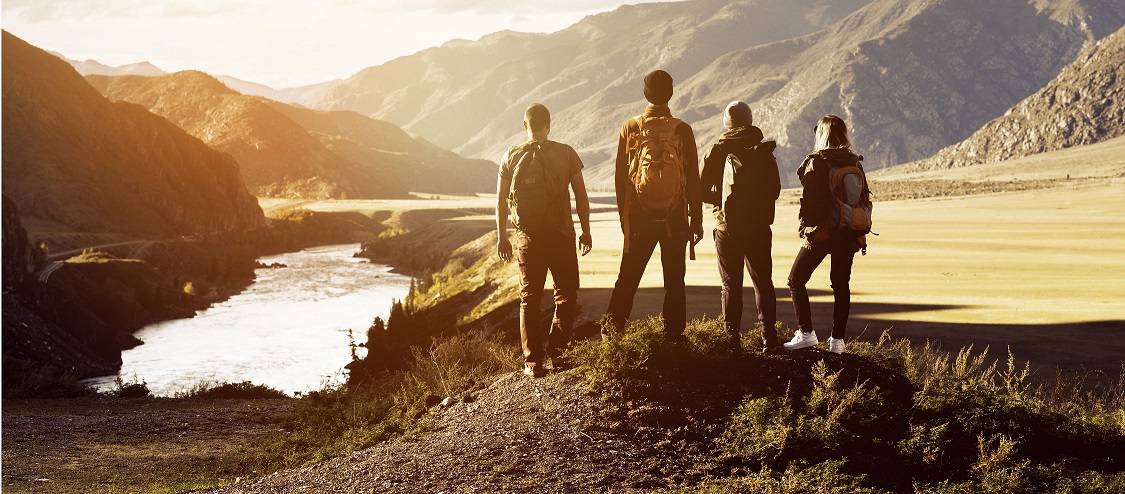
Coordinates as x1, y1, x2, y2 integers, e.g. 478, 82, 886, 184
905, 23, 1125, 171
1, 31, 264, 237
289, 0, 1124, 187
86, 71, 496, 200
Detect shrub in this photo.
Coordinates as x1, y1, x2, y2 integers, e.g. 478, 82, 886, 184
675, 461, 874, 494
720, 361, 875, 468
109, 374, 151, 398
176, 381, 289, 399
683, 317, 735, 360
566, 315, 667, 385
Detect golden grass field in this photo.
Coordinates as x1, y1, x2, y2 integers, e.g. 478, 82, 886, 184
260, 142, 1125, 375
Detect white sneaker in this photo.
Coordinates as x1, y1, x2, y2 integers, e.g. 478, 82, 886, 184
827, 337, 845, 354
783, 330, 819, 350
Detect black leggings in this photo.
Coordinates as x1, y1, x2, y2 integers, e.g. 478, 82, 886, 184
787, 239, 855, 339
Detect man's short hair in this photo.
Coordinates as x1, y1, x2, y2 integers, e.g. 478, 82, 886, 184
525, 103, 550, 132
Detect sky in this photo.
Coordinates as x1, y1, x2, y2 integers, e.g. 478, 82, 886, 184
2, 0, 668, 89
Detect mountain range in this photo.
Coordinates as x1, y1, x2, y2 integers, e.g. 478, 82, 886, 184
275, 0, 1124, 186
84, 71, 498, 199
2, 31, 264, 237
904, 23, 1125, 170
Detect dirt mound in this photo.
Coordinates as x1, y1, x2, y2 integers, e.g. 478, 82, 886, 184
210, 349, 911, 493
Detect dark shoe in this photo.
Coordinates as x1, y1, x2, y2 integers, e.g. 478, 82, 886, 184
761, 344, 786, 355
523, 364, 546, 379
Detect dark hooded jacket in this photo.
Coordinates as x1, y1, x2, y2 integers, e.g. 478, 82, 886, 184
796, 147, 865, 250
700, 125, 780, 231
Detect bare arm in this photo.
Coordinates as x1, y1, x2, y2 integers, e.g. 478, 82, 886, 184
496, 173, 513, 262
571, 171, 592, 256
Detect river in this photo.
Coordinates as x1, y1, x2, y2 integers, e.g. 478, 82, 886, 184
86, 244, 411, 397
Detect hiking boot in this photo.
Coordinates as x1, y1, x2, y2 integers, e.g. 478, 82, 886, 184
783, 330, 819, 350
523, 364, 546, 379
761, 344, 786, 355
827, 337, 845, 354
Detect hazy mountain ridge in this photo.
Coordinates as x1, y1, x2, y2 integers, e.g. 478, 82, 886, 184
287, 0, 1123, 187
86, 71, 497, 199
903, 23, 1125, 171
51, 52, 168, 77
2, 31, 264, 237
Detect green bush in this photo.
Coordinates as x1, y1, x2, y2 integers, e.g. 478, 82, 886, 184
566, 315, 667, 385
176, 381, 289, 399
720, 361, 876, 468
672, 461, 874, 494
683, 317, 735, 360
109, 374, 151, 398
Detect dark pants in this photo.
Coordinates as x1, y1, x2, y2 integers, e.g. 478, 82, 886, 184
714, 227, 777, 346
516, 231, 579, 366
787, 239, 856, 339
606, 220, 688, 337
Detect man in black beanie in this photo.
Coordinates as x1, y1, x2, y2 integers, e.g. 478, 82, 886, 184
605, 69, 702, 340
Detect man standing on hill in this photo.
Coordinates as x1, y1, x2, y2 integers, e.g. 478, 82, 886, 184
604, 70, 703, 340
699, 101, 781, 353
496, 103, 593, 379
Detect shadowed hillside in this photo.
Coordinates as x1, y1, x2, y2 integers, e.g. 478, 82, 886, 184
283, 0, 1125, 186
85, 71, 497, 199
904, 23, 1125, 171
1, 31, 264, 237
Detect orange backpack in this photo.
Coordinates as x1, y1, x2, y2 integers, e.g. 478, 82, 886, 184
628, 116, 686, 217
824, 163, 872, 235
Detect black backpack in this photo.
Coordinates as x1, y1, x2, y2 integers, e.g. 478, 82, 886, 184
719, 140, 780, 228
508, 141, 563, 233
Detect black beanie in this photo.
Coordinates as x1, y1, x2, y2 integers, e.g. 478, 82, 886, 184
643, 70, 673, 105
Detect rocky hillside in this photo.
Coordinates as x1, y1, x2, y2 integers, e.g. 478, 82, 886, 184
2, 195, 37, 290
284, 0, 1124, 186
904, 23, 1125, 170
86, 71, 497, 199
2, 31, 264, 237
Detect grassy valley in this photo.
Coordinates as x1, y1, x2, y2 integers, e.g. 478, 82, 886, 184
4, 2, 1125, 491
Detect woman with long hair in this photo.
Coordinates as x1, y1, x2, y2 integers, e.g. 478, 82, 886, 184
783, 114, 869, 354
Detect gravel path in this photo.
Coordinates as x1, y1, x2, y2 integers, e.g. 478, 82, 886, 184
210, 371, 676, 493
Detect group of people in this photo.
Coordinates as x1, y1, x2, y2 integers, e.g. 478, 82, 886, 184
496, 70, 870, 378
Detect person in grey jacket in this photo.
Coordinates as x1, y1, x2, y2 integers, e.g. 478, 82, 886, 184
699, 101, 781, 353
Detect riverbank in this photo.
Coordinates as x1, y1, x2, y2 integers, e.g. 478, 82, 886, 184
3, 204, 396, 396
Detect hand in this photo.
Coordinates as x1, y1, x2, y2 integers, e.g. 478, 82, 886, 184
578, 232, 592, 256
690, 220, 704, 246
496, 237, 513, 262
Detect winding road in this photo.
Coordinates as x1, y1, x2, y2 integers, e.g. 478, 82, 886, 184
35, 240, 152, 284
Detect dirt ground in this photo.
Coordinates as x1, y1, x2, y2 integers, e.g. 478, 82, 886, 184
1, 398, 295, 493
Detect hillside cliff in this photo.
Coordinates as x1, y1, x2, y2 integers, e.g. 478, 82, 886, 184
2, 195, 37, 290
905, 23, 1125, 170
1, 31, 264, 237
86, 71, 497, 199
